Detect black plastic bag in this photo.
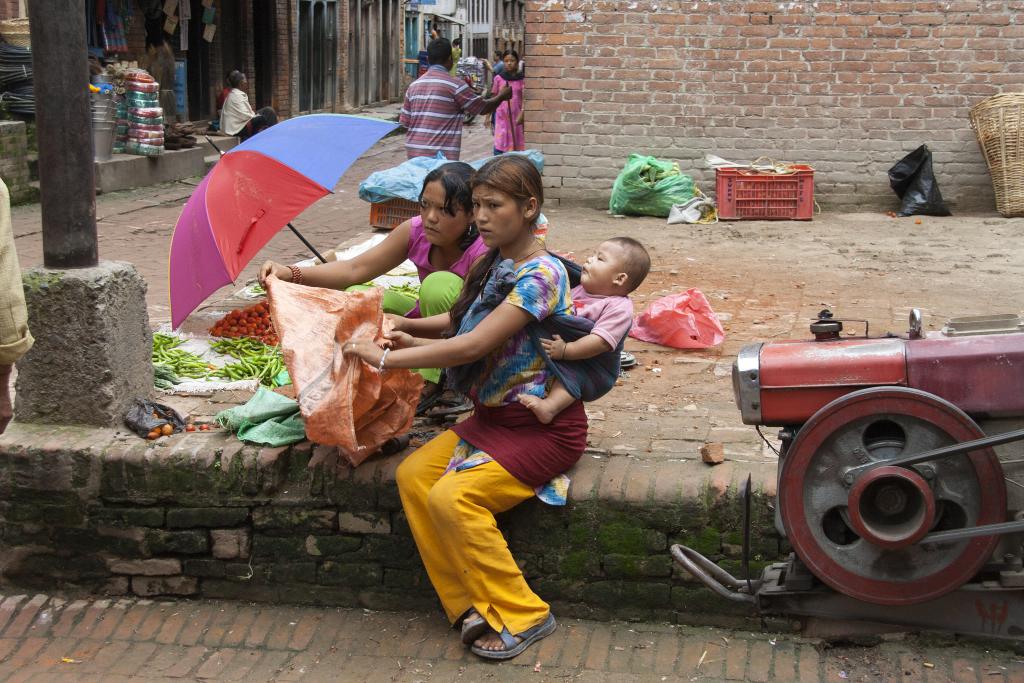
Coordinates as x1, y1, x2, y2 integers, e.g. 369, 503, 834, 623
124, 399, 185, 438
888, 144, 952, 217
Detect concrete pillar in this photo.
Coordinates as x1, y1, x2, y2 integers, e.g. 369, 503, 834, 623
15, 1, 153, 427
15, 263, 153, 427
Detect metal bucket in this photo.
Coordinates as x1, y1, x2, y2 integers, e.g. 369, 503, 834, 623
92, 122, 115, 161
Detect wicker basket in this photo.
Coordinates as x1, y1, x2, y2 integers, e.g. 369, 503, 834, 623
0, 18, 30, 49
969, 93, 1024, 217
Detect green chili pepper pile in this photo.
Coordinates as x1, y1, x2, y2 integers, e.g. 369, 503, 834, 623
152, 333, 214, 379
388, 282, 421, 300
210, 338, 286, 386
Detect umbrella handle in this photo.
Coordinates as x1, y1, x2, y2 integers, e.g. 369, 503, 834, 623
205, 135, 225, 157
288, 223, 328, 264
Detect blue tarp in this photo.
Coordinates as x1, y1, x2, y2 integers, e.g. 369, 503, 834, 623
359, 150, 546, 204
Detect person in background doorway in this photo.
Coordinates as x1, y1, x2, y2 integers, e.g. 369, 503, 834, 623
0, 180, 33, 434
400, 38, 511, 160
487, 50, 525, 155
216, 72, 232, 116
219, 70, 278, 142
140, 20, 177, 120
450, 36, 463, 76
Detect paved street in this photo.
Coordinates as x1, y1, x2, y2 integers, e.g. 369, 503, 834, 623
0, 594, 1019, 682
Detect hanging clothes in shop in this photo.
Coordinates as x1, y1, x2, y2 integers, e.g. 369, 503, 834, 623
92, 0, 132, 54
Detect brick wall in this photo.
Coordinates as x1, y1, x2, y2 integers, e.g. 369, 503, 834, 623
0, 425, 777, 624
525, 1, 1024, 210
0, 0, 19, 21
275, 2, 292, 115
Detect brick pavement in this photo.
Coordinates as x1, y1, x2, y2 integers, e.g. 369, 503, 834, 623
0, 593, 1017, 682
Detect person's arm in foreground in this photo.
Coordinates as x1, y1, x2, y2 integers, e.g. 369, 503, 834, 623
347, 303, 532, 369
0, 180, 33, 433
259, 220, 412, 290
387, 311, 451, 340
472, 85, 513, 117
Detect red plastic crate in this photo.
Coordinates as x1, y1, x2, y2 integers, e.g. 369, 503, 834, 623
715, 165, 815, 220
369, 198, 420, 230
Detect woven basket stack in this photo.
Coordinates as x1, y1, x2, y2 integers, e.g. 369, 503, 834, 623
970, 93, 1024, 217
0, 18, 29, 49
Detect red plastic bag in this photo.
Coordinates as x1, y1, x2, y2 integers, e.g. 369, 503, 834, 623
266, 276, 423, 466
629, 288, 725, 349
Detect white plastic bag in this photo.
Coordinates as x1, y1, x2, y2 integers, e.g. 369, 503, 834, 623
667, 196, 718, 225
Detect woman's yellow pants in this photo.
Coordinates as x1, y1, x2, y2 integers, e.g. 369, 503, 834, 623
395, 429, 551, 636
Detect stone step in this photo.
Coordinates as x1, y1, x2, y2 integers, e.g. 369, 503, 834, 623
94, 147, 207, 194
0, 421, 778, 628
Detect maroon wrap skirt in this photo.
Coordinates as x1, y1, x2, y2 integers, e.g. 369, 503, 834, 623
452, 400, 588, 488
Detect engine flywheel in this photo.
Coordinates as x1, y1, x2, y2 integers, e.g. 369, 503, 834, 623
779, 387, 1005, 606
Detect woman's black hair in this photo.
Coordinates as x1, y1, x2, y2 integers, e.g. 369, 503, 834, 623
444, 155, 544, 338
227, 70, 246, 88
500, 49, 520, 62
418, 162, 478, 250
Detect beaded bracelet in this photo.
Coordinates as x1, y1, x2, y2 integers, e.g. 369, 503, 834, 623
378, 348, 390, 373
288, 265, 303, 285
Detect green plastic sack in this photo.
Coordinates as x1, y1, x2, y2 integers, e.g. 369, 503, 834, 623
609, 154, 695, 217
215, 387, 306, 447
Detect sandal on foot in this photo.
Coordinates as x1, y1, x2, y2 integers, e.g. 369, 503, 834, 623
426, 389, 473, 418
460, 613, 489, 645
470, 613, 556, 661
416, 382, 445, 416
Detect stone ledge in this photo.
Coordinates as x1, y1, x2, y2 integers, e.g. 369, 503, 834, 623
0, 421, 781, 627
94, 148, 207, 194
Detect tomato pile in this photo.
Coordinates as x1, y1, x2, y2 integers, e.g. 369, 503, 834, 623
209, 301, 279, 346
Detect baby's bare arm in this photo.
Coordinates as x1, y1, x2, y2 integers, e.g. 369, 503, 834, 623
540, 333, 613, 360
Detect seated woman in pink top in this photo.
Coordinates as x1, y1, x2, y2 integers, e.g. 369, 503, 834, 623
258, 162, 488, 385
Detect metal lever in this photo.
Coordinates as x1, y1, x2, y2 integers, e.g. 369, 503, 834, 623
670, 545, 757, 603
741, 474, 753, 596
846, 428, 1024, 479
920, 519, 1024, 544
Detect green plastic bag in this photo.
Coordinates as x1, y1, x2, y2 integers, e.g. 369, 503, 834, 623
609, 154, 696, 217
215, 387, 306, 447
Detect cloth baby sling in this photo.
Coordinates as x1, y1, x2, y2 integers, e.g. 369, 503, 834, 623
446, 251, 626, 402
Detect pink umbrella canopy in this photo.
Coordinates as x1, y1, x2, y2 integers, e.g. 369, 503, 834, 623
169, 114, 398, 328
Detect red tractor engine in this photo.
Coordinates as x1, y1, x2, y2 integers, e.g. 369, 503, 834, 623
673, 310, 1024, 640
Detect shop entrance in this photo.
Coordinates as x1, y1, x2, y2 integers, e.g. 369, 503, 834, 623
253, 0, 275, 109
346, 0, 402, 108
185, 1, 211, 121
298, 0, 337, 112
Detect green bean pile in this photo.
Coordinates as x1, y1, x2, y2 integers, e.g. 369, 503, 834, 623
388, 282, 420, 300
152, 333, 213, 379
210, 338, 286, 386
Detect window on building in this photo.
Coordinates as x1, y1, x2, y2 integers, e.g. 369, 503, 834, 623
298, 0, 337, 112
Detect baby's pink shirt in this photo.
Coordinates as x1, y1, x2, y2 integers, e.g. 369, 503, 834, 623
571, 284, 634, 350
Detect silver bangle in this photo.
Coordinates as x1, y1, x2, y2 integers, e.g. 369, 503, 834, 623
378, 347, 390, 373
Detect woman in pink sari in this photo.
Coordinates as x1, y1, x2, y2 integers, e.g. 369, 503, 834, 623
488, 51, 525, 155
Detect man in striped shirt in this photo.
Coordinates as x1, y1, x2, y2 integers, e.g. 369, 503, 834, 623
400, 38, 512, 160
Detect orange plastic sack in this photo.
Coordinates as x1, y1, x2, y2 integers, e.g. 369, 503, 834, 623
266, 276, 424, 466
628, 288, 725, 349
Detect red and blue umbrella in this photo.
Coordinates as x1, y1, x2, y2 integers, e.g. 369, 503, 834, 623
169, 113, 398, 328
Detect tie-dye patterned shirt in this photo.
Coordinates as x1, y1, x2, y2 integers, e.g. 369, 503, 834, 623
461, 253, 572, 407
449, 252, 575, 505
